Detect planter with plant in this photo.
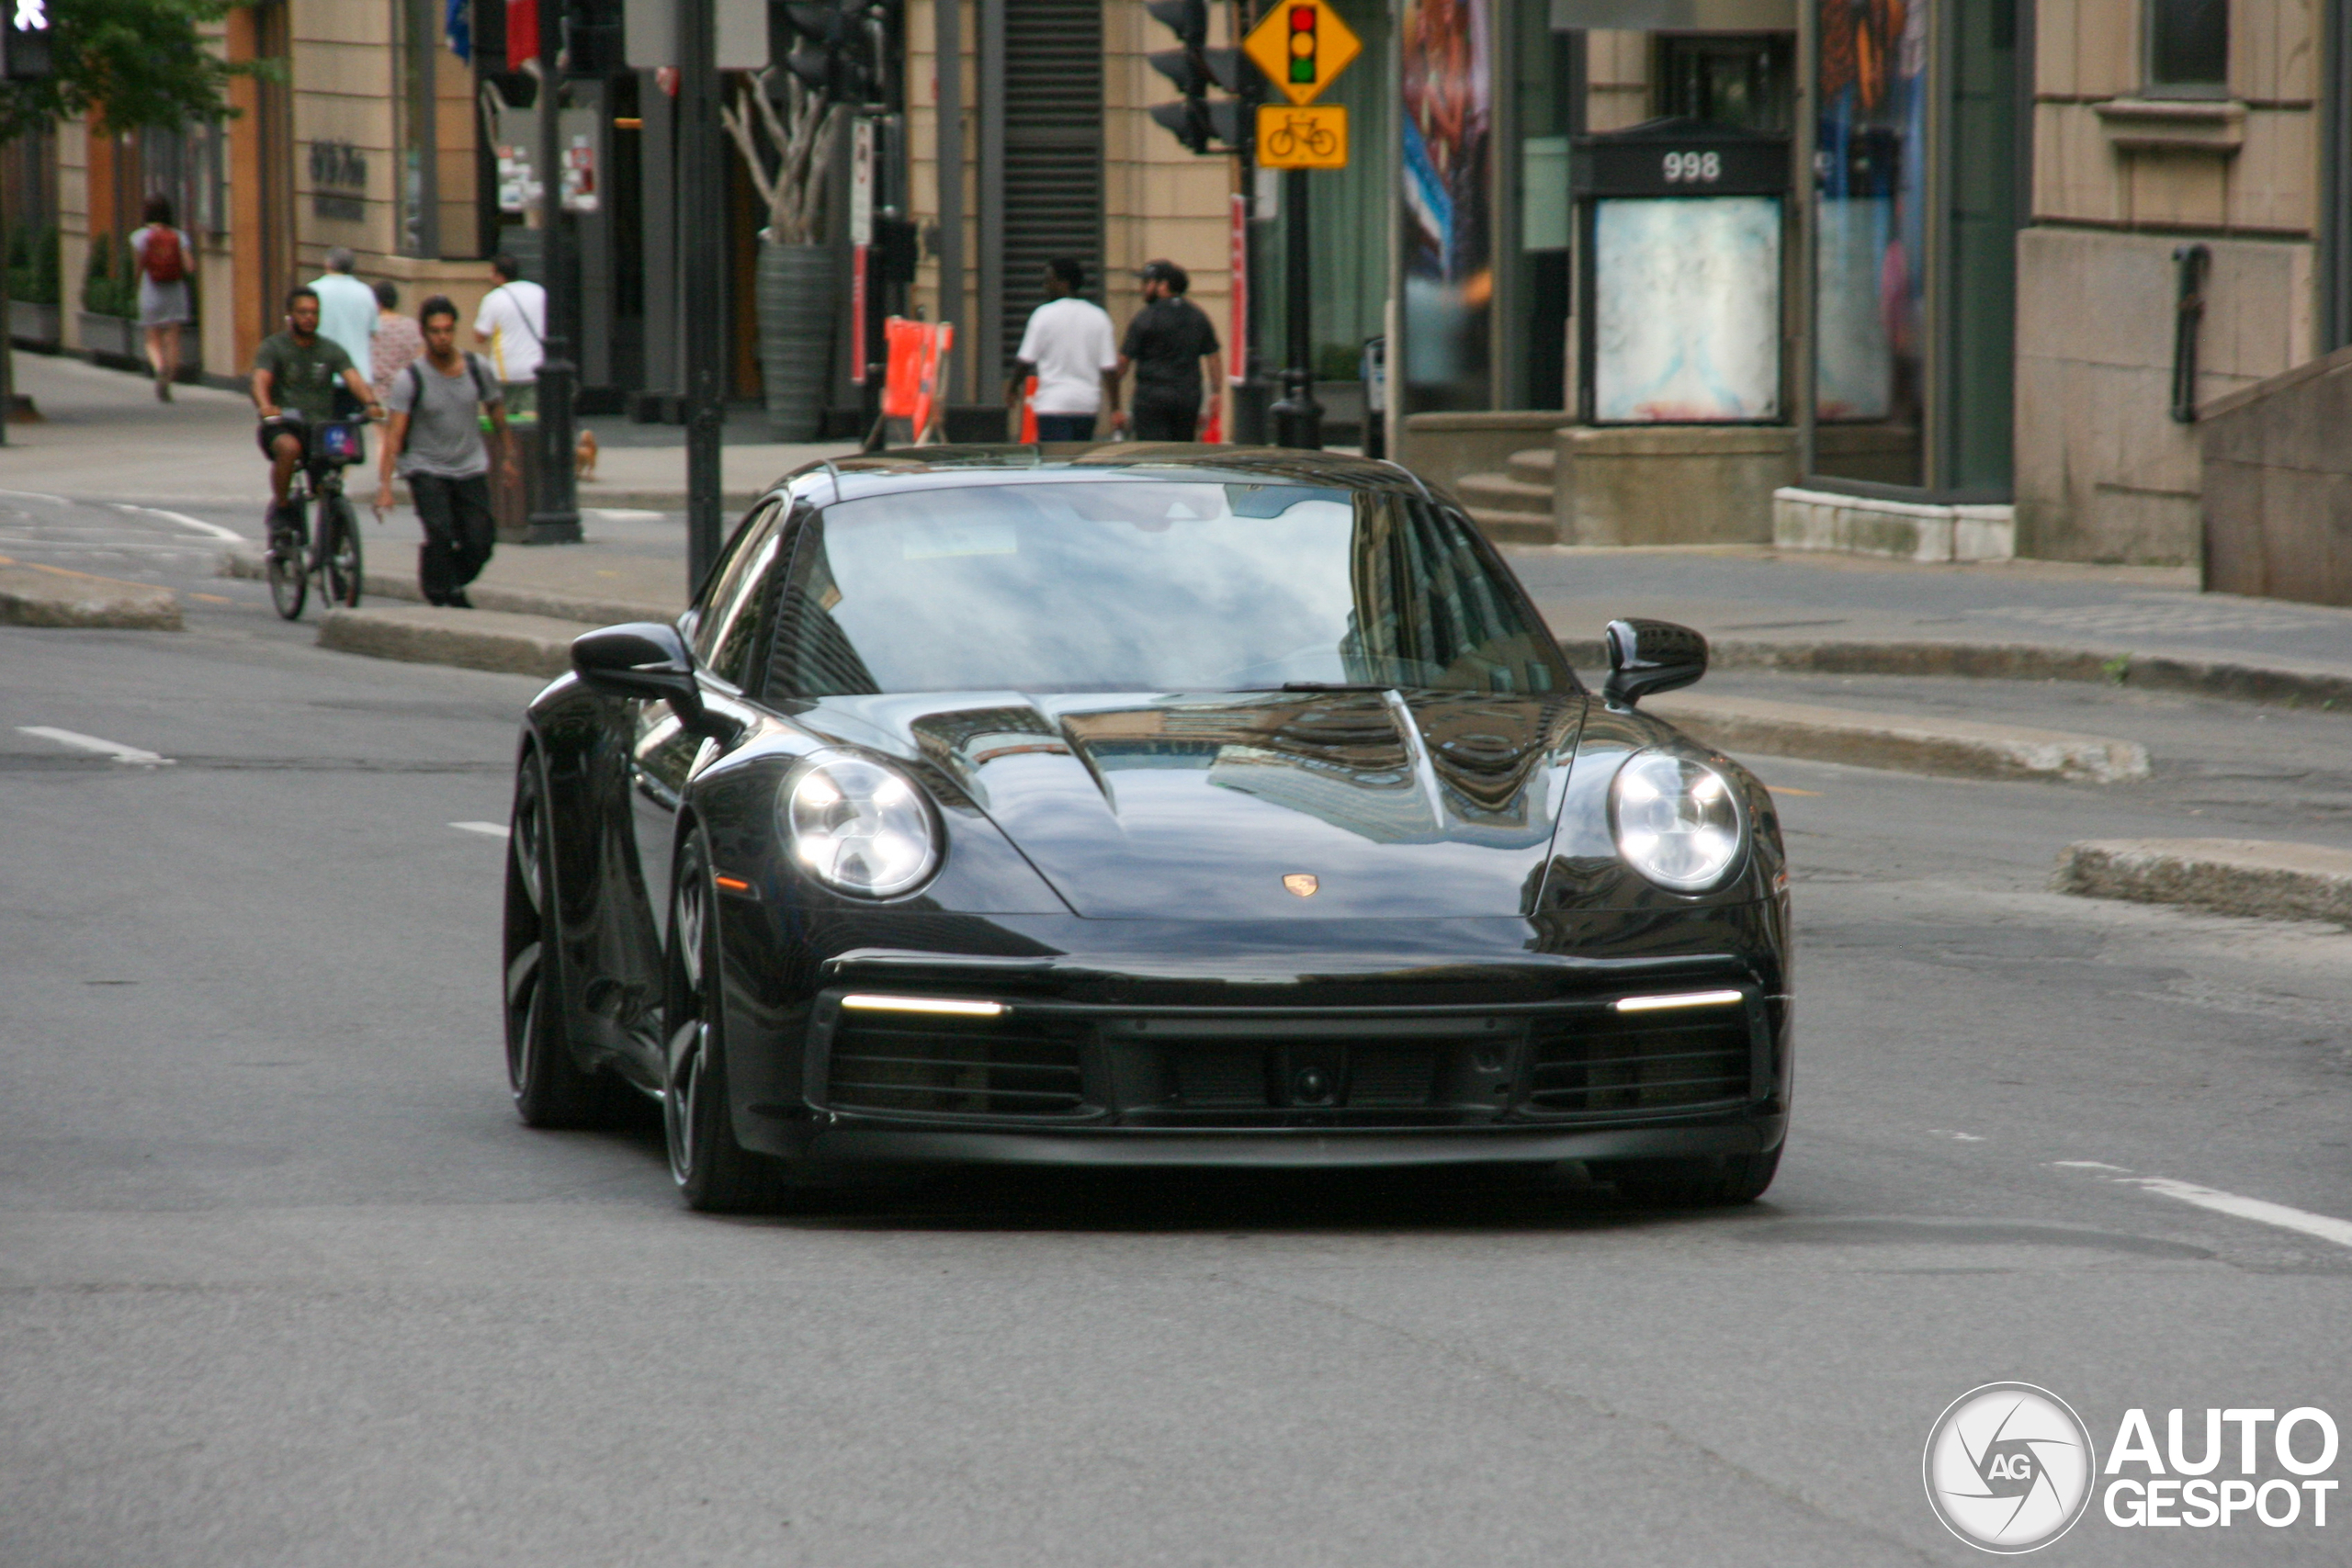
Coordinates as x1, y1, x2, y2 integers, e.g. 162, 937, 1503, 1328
724, 72, 842, 442
7, 223, 61, 348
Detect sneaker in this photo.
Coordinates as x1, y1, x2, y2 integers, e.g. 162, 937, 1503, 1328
154, 379, 169, 402
447, 590, 474, 609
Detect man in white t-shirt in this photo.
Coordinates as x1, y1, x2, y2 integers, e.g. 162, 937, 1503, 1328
308, 248, 378, 374
472, 254, 547, 416
1005, 258, 1118, 442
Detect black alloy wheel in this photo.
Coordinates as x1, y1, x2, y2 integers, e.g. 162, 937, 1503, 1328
503, 751, 612, 1125
266, 503, 308, 621
664, 832, 790, 1213
322, 497, 363, 607
1605, 1144, 1783, 1207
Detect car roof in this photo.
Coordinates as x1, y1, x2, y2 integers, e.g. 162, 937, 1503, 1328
769, 444, 1439, 508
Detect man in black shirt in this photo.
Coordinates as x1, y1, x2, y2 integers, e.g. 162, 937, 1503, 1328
1112, 260, 1223, 443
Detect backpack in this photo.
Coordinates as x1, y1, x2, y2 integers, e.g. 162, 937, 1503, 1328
399, 353, 498, 454
141, 227, 186, 285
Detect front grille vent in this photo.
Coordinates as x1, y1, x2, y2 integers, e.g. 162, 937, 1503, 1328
828, 1016, 1090, 1118
1523, 1010, 1750, 1115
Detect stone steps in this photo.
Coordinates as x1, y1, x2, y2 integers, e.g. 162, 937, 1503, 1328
1455, 446, 1558, 545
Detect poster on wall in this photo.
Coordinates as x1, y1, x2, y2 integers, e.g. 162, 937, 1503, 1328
1815, 0, 1926, 437
1591, 196, 1781, 422
1399, 0, 1490, 410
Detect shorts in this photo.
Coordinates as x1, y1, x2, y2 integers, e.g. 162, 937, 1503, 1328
257, 415, 309, 460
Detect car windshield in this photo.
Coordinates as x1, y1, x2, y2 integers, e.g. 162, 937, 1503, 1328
764, 479, 1569, 696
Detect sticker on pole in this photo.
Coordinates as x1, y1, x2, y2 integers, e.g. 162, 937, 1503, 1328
1244, 0, 1360, 106
1255, 105, 1347, 169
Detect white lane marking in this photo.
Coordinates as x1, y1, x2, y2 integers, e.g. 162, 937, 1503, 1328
2120, 1177, 2352, 1251
0, 488, 70, 506
2052, 1159, 2132, 1172
1930, 1129, 1984, 1142
112, 503, 246, 542
450, 821, 511, 839
586, 508, 666, 522
17, 726, 175, 766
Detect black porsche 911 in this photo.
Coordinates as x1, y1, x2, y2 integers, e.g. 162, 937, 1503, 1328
502, 446, 1791, 1212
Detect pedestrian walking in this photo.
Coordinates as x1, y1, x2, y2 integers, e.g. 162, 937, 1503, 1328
376, 295, 517, 609
129, 196, 193, 402
1006, 258, 1119, 442
1113, 259, 1222, 443
369, 279, 425, 401
473, 254, 546, 419
308, 247, 378, 375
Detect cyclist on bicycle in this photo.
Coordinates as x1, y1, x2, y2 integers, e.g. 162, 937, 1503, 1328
252, 286, 383, 536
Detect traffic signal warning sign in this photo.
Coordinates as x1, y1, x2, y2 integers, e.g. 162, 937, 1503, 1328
1243, 0, 1358, 107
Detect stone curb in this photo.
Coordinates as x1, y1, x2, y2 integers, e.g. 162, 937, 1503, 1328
1704, 638, 2352, 710
1648, 692, 2151, 783
0, 562, 182, 630
316, 605, 576, 679
219, 544, 672, 627
2054, 838, 2352, 928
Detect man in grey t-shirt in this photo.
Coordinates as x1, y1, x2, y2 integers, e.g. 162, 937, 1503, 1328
376, 295, 517, 608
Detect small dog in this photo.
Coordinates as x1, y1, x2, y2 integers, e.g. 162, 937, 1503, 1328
575, 427, 598, 481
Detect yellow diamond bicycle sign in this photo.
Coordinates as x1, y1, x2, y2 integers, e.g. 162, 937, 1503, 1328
1244, 0, 1361, 107
1255, 104, 1348, 169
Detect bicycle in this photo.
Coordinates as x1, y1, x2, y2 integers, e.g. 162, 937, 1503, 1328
265, 414, 371, 621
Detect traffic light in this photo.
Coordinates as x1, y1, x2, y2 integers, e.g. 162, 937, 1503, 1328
775, 0, 894, 105
4, 0, 53, 81
1145, 0, 1252, 154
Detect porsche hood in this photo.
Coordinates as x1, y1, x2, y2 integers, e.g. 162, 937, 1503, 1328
796, 689, 1586, 919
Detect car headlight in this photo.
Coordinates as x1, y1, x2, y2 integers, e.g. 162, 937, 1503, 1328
1609, 750, 1746, 892
779, 751, 938, 897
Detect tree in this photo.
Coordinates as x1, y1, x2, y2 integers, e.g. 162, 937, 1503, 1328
0, 0, 275, 141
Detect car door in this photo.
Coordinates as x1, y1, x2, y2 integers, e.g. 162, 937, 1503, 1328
631, 498, 788, 942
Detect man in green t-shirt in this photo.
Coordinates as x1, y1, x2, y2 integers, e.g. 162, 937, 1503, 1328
251, 286, 383, 519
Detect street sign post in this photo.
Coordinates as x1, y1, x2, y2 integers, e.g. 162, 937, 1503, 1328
1243, 0, 1358, 449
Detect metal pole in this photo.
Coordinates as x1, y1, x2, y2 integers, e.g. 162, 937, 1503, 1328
935, 0, 963, 401
529, 1, 582, 543
0, 175, 14, 446
679, 0, 725, 590
1268, 167, 1319, 448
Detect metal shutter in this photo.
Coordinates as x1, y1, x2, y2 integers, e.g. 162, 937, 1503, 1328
998, 0, 1104, 373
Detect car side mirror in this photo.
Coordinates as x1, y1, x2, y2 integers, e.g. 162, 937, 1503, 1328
1601, 617, 1709, 709
571, 622, 722, 734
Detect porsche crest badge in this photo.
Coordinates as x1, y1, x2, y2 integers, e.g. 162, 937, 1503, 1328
1283, 874, 1319, 897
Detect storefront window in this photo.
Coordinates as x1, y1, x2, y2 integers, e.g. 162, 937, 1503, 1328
1813, 0, 1928, 484
1657, 35, 1793, 130
396, 0, 441, 257
1400, 0, 1493, 412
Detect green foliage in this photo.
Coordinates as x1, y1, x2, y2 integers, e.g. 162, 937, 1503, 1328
6, 224, 62, 306
81, 231, 138, 318
0, 0, 277, 141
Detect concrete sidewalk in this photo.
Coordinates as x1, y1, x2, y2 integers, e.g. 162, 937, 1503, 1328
19, 340, 2352, 703
1, 351, 854, 509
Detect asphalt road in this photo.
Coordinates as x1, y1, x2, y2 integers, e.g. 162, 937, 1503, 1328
4, 494, 2350, 1566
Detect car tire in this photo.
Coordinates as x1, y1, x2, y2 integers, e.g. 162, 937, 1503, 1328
664, 832, 792, 1213
503, 750, 616, 1127
1606, 1144, 1782, 1208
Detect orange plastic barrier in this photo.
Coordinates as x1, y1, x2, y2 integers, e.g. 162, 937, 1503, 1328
1020, 376, 1038, 445
880, 318, 956, 443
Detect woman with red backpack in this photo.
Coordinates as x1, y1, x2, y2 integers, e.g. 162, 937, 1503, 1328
130, 195, 193, 402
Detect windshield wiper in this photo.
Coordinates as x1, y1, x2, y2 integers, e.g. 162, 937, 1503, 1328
1279, 681, 1393, 692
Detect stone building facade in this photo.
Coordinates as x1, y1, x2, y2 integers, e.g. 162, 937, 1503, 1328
51, 2, 500, 387
2018, 0, 2330, 562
